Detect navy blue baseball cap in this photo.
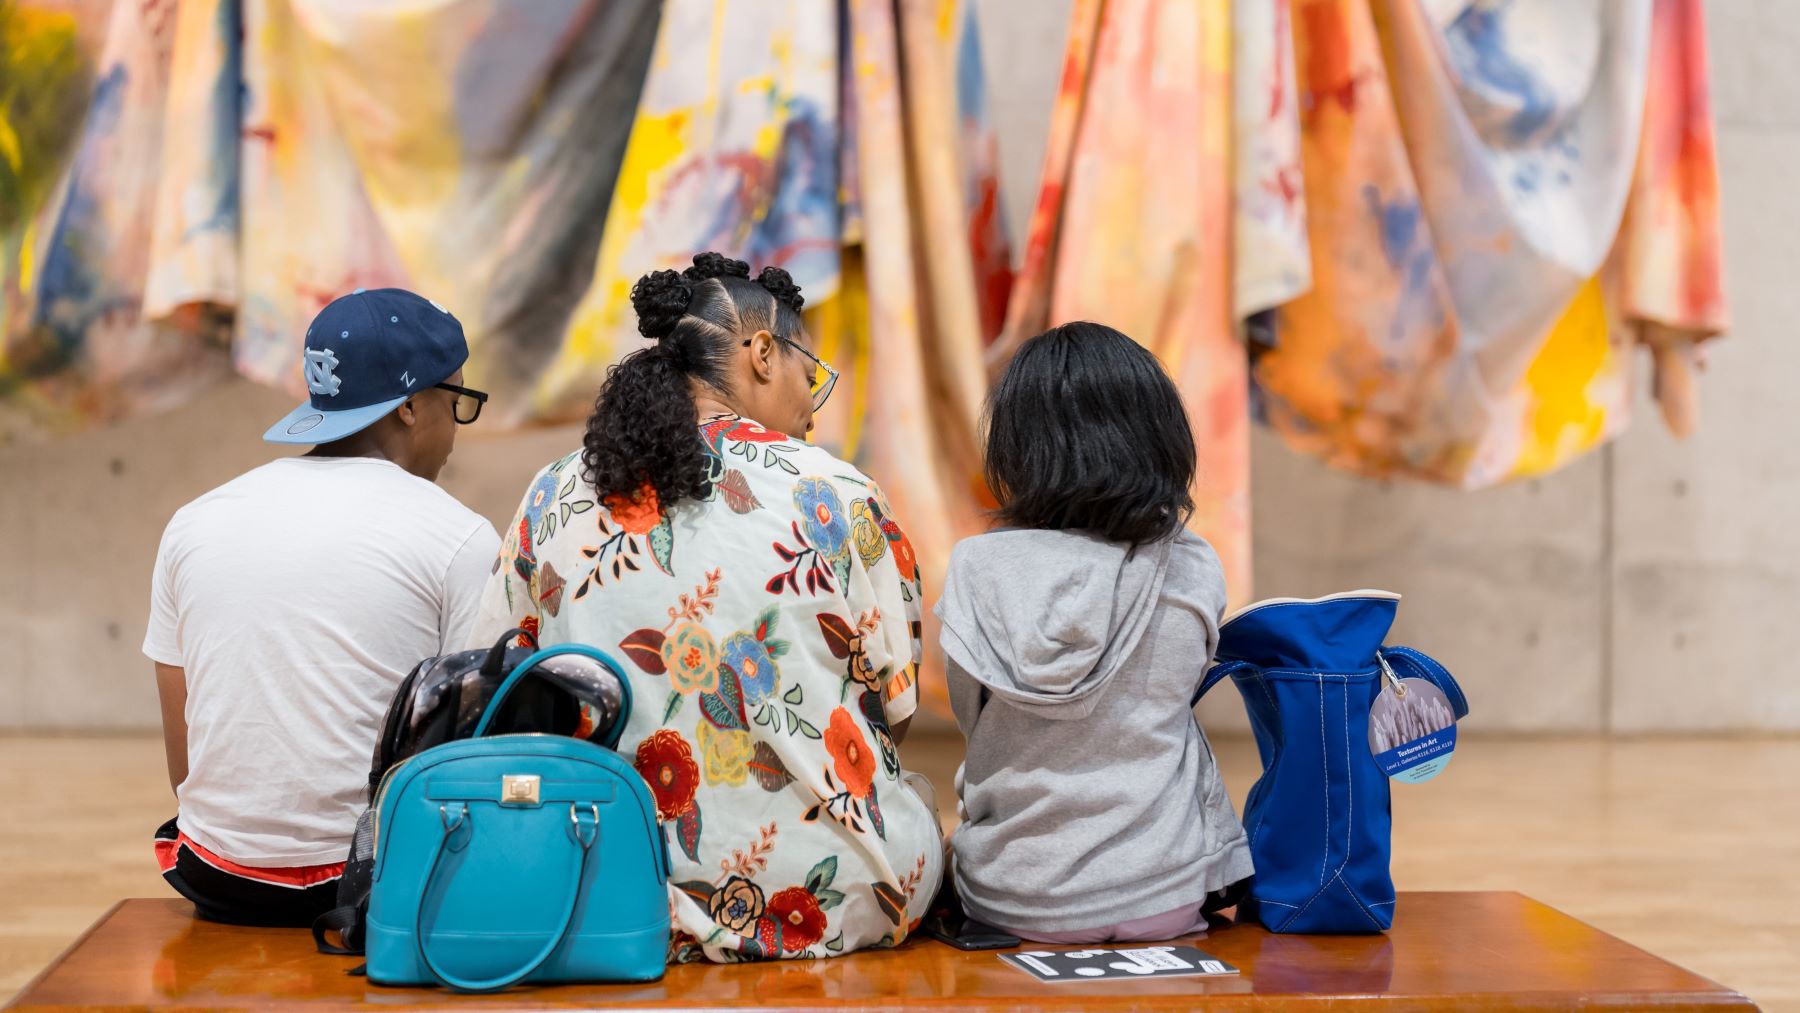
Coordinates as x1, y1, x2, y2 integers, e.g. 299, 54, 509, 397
265, 288, 469, 444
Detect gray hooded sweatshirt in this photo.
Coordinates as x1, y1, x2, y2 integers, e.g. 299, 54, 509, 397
936, 528, 1253, 934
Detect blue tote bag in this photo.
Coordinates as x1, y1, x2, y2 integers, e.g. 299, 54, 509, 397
1193, 591, 1468, 933
365, 645, 671, 991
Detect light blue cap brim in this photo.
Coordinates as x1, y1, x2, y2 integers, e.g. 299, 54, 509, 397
263, 394, 411, 445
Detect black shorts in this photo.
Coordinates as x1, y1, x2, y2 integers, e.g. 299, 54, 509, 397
154, 817, 342, 927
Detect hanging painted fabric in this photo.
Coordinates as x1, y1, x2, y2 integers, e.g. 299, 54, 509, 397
1254, 0, 1450, 478
1381, 0, 1652, 385
236, 0, 662, 416
1615, 0, 1728, 438
818, 0, 1011, 717
4, 0, 665, 432
1377, 0, 1652, 482
1254, 0, 1725, 486
1233, 0, 1310, 320
530, 0, 842, 421
995, 0, 1251, 603
1, 0, 237, 437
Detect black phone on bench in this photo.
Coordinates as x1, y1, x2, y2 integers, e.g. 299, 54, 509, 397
926, 914, 1022, 951
921, 880, 1021, 951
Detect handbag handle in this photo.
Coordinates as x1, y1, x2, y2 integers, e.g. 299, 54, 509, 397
471, 644, 634, 750
414, 802, 600, 993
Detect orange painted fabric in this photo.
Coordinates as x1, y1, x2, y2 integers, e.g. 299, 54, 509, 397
997, 0, 1251, 603
1255, 0, 1727, 486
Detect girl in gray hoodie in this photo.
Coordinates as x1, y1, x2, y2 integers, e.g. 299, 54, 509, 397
935, 322, 1253, 943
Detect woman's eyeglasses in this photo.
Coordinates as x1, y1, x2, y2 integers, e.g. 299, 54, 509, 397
745, 335, 838, 412
434, 382, 489, 424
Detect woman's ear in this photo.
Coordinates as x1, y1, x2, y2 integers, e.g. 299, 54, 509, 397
747, 329, 778, 384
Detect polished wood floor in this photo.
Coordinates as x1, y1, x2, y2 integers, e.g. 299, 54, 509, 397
3, 734, 1796, 1009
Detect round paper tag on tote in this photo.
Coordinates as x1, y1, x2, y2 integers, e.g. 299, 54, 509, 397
1369, 656, 1457, 783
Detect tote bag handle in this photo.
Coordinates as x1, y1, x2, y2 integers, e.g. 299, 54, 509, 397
1192, 659, 1258, 708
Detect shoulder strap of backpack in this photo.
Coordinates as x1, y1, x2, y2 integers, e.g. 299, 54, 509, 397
312, 904, 364, 956
369, 659, 427, 796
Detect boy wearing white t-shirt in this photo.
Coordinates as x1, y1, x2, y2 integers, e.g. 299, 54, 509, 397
143, 289, 499, 925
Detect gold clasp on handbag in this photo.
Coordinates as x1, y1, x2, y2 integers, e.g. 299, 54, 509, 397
501, 774, 541, 804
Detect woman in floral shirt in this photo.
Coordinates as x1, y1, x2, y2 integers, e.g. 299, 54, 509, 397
474, 253, 941, 962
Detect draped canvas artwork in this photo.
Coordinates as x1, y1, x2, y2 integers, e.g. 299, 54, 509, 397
1, 0, 238, 431
2, 0, 668, 431
1233, 0, 1310, 321
3, 0, 1729, 629
995, 0, 1254, 602
526, 0, 840, 422
812, 0, 1010, 716
233, 0, 664, 416
1253, 0, 1726, 485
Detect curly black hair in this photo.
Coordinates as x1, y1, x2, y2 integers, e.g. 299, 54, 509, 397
755, 266, 805, 314
983, 321, 1196, 545
583, 252, 807, 509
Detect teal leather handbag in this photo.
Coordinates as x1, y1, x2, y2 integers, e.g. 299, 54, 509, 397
364, 645, 671, 991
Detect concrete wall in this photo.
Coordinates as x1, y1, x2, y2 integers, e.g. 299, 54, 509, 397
1, 0, 1790, 732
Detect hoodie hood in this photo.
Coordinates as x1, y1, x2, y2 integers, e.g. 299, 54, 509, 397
935, 529, 1173, 720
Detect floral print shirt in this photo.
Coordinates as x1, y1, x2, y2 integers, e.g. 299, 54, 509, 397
474, 415, 942, 962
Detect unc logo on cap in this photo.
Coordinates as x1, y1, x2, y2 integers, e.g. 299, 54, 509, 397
304, 348, 343, 397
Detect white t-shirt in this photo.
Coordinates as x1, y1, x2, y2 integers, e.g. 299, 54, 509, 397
143, 456, 499, 866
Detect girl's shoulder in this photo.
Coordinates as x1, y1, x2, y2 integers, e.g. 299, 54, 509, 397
1163, 530, 1227, 613
943, 527, 1224, 594
944, 527, 1109, 566
1166, 529, 1223, 572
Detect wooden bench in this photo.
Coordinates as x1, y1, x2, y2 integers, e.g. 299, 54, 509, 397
8, 892, 1751, 1010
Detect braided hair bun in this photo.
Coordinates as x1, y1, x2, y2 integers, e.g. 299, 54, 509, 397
629, 270, 691, 339
683, 252, 751, 282
756, 266, 805, 313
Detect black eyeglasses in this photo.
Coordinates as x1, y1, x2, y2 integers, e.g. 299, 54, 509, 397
434, 382, 488, 424
744, 335, 838, 412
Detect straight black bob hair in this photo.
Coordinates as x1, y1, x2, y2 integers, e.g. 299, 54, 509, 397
983, 321, 1196, 545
